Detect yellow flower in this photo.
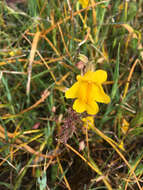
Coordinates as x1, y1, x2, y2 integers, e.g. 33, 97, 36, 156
121, 118, 129, 134
65, 70, 110, 115
78, 0, 90, 8
82, 116, 94, 129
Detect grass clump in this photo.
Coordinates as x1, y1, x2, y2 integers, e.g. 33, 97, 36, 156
0, 0, 143, 189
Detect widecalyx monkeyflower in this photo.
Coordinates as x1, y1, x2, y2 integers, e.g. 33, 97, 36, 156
65, 70, 110, 115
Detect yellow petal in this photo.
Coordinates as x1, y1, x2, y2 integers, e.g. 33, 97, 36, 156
73, 99, 86, 113
82, 116, 94, 129
77, 72, 92, 81
92, 84, 110, 103
77, 70, 107, 84
86, 101, 99, 115
86, 83, 97, 102
121, 118, 129, 134
77, 81, 88, 102
78, 0, 89, 8
91, 70, 107, 83
65, 82, 79, 99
